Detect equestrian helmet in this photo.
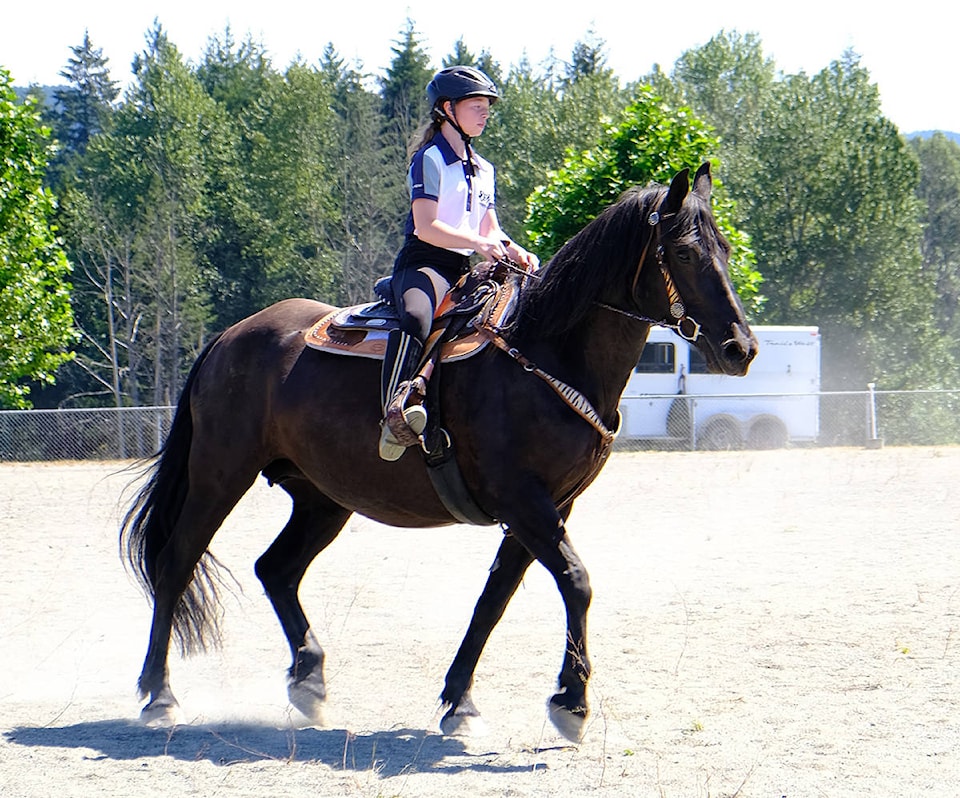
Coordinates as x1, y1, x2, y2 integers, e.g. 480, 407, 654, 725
426, 66, 499, 110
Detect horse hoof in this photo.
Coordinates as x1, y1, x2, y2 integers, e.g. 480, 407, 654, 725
288, 679, 326, 723
439, 709, 489, 738
547, 698, 587, 743
140, 698, 183, 727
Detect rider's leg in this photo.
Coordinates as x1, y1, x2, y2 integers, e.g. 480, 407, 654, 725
378, 268, 449, 461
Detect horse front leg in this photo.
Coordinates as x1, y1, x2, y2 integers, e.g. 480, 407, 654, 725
542, 534, 592, 742
440, 532, 533, 736
505, 506, 592, 743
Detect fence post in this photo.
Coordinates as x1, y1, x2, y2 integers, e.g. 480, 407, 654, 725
865, 382, 883, 449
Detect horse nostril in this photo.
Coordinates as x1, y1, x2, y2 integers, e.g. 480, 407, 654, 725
722, 340, 743, 359
722, 335, 757, 364
721, 325, 759, 365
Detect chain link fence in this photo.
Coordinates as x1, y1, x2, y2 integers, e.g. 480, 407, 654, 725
616, 388, 960, 451
1, 390, 959, 462
0, 406, 175, 462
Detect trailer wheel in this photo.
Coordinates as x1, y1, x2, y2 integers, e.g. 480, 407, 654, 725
698, 415, 742, 450
747, 415, 788, 449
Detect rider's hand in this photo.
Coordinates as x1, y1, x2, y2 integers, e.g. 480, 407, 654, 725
506, 242, 540, 272
474, 237, 508, 263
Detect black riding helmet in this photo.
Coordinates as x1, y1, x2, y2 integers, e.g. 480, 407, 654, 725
426, 66, 499, 150
426, 66, 499, 112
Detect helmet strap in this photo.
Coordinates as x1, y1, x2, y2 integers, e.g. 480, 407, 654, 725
441, 101, 476, 175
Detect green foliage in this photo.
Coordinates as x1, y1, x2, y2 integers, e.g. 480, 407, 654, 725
662, 34, 950, 390
525, 87, 762, 311
20, 19, 960, 407
911, 133, 960, 343
482, 53, 630, 247
48, 31, 119, 176
320, 48, 407, 303
0, 68, 77, 407
732, 54, 937, 388
379, 19, 433, 154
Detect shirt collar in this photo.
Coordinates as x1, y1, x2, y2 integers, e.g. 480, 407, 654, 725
433, 131, 462, 166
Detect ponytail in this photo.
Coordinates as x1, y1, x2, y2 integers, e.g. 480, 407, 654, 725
410, 112, 444, 157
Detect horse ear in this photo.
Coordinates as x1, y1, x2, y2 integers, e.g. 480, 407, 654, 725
692, 162, 713, 200
661, 167, 691, 215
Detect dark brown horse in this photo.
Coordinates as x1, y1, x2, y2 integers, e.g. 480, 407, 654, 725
121, 163, 757, 741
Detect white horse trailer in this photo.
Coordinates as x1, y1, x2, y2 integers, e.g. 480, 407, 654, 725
619, 326, 821, 448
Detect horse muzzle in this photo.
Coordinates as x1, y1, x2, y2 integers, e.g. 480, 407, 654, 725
714, 324, 758, 376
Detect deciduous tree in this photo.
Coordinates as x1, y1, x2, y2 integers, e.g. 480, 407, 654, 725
0, 68, 76, 407
525, 86, 762, 311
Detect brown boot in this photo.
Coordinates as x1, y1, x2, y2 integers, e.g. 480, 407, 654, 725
378, 330, 427, 461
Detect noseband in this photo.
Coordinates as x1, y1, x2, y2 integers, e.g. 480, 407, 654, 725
598, 207, 702, 341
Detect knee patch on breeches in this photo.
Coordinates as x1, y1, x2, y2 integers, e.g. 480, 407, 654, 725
392, 268, 440, 339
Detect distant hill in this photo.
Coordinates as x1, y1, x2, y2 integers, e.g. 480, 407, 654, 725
13, 84, 57, 104
905, 130, 960, 144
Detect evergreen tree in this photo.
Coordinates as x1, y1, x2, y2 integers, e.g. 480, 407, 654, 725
321, 47, 405, 303
195, 29, 277, 326
53, 32, 119, 155
482, 40, 628, 250
565, 30, 608, 81
911, 132, 960, 344
47, 32, 119, 187
244, 61, 341, 306
62, 23, 226, 407
379, 19, 433, 155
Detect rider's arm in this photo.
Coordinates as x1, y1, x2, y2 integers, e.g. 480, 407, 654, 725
411, 198, 506, 261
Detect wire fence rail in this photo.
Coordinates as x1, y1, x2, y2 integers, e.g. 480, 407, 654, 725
1, 389, 959, 463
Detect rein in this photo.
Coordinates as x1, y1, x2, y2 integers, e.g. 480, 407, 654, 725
474, 324, 621, 446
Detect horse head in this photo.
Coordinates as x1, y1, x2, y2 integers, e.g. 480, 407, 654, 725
635, 163, 757, 376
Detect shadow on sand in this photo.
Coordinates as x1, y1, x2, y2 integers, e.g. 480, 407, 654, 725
5, 720, 542, 776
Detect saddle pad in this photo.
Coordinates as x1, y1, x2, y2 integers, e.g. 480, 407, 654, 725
305, 310, 491, 362
304, 277, 520, 362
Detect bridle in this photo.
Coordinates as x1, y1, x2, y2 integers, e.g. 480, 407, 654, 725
597, 206, 702, 342
471, 208, 701, 446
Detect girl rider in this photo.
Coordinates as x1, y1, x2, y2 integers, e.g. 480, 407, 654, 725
379, 65, 538, 461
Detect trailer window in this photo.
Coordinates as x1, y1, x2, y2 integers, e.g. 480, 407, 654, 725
689, 346, 709, 374
635, 342, 675, 373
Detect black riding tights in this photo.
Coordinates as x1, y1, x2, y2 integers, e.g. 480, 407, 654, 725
391, 266, 451, 341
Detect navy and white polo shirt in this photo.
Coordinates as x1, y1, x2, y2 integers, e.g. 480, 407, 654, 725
405, 132, 496, 256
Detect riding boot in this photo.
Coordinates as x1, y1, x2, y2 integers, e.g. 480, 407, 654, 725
378, 329, 428, 461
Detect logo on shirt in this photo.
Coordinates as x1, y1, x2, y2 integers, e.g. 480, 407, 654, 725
477, 189, 492, 207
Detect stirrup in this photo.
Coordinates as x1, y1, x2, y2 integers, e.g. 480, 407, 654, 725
378, 404, 428, 461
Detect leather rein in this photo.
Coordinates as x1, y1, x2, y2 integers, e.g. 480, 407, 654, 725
473, 323, 621, 446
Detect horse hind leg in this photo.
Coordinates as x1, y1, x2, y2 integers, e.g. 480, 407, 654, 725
254, 474, 351, 723
136, 469, 258, 726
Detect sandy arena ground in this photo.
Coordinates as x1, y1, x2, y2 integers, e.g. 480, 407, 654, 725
1, 447, 958, 797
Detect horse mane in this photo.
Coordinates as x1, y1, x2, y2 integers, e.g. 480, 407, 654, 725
511, 184, 667, 341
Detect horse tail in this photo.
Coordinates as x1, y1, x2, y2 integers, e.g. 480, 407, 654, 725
120, 332, 227, 655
